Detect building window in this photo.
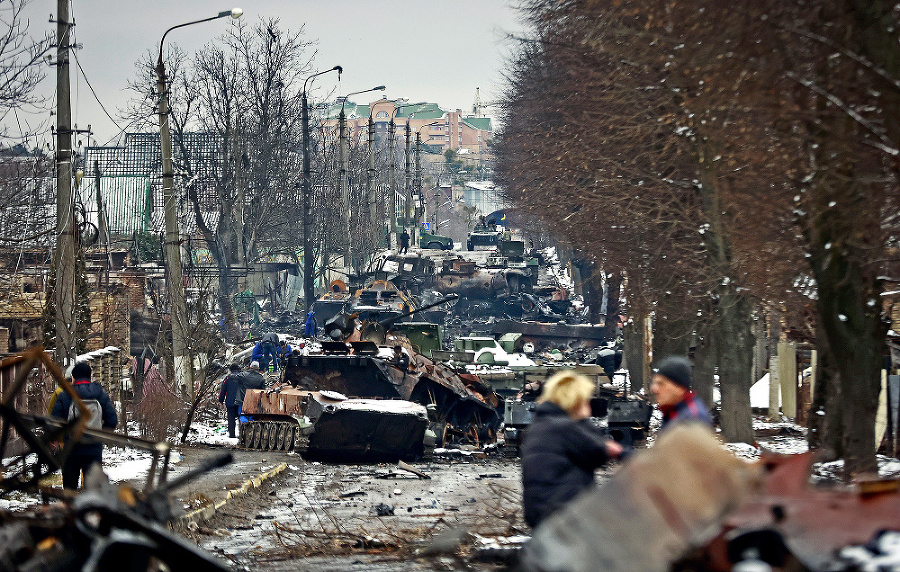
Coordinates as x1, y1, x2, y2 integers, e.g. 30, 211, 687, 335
375, 111, 389, 119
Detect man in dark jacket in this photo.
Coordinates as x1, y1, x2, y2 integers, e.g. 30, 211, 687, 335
238, 361, 267, 405
257, 332, 280, 372
399, 229, 410, 254
651, 355, 713, 430
51, 362, 118, 489
521, 371, 622, 528
218, 363, 243, 438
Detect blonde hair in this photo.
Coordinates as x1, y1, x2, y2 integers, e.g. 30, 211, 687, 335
538, 371, 595, 415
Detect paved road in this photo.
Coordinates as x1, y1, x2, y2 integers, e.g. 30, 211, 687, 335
174, 448, 525, 571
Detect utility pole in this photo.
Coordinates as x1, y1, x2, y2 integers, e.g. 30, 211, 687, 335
338, 109, 350, 269
155, 8, 242, 399
388, 118, 397, 249
337, 86, 384, 272
54, 0, 76, 367
365, 114, 375, 251
414, 131, 422, 242
157, 52, 192, 399
301, 92, 313, 311
301, 66, 341, 312
404, 122, 412, 241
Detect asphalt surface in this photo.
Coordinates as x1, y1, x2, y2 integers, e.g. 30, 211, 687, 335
168, 445, 527, 571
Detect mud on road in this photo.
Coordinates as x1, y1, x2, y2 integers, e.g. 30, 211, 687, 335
178, 451, 528, 571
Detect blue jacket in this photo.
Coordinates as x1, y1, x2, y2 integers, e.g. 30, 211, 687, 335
51, 378, 118, 453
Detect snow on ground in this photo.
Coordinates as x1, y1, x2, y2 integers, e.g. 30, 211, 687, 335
725, 417, 900, 482
183, 415, 239, 448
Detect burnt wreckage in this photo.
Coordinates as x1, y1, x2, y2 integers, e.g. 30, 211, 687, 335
239, 304, 503, 459
0, 347, 233, 572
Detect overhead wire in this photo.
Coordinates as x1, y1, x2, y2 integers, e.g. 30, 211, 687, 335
72, 52, 124, 134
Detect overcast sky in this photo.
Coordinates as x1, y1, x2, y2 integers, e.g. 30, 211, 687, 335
9, 0, 525, 147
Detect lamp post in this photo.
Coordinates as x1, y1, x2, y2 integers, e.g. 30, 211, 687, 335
156, 7, 242, 398
387, 102, 425, 248
415, 120, 444, 241
301, 66, 341, 313
338, 85, 385, 270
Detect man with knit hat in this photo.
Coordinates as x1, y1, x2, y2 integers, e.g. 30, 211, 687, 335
650, 355, 712, 430
51, 361, 118, 489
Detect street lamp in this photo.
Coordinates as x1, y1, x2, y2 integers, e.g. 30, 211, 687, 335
415, 120, 445, 239
301, 65, 342, 313
338, 85, 385, 270
386, 102, 425, 247
156, 7, 242, 399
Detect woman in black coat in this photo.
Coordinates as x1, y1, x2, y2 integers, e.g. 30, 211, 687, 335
521, 371, 623, 528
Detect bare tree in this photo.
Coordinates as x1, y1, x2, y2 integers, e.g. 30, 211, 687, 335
498, 0, 900, 473
0, 0, 50, 130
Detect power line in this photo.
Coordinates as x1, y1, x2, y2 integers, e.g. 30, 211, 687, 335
71, 51, 123, 133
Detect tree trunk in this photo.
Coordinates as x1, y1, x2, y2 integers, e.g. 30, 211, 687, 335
623, 314, 646, 393
715, 289, 755, 444
692, 322, 717, 413
652, 292, 694, 359
694, 135, 754, 443
815, 258, 883, 476
807, 320, 844, 461
603, 272, 622, 340
575, 259, 603, 324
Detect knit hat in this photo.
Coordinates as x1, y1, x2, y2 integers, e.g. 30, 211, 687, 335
229, 363, 241, 372
71, 362, 92, 380
654, 356, 693, 390
250, 361, 260, 370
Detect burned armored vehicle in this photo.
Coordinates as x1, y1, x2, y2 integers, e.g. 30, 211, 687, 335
239, 388, 430, 460
239, 303, 503, 458
279, 338, 503, 449
472, 362, 652, 453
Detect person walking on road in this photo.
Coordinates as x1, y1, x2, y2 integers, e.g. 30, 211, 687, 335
51, 362, 118, 489
218, 363, 243, 439
399, 229, 410, 254
521, 370, 623, 528
650, 355, 713, 431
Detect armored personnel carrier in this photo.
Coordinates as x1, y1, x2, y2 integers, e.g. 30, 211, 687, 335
239, 388, 430, 460
238, 304, 503, 457
279, 337, 503, 449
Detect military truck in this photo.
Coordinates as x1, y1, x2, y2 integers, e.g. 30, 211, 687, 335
419, 230, 454, 250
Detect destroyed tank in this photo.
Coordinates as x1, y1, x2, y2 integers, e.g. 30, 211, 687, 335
239, 388, 430, 460
239, 300, 502, 458
276, 338, 503, 450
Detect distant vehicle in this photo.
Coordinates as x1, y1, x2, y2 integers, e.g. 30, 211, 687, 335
467, 226, 503, 251
419, 230, 454, 250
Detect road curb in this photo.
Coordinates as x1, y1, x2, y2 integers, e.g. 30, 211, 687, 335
175, 462, 288, 527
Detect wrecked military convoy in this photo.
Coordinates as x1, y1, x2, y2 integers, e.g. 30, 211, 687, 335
237, 237, 643, 462
236, 315, 649, 461
237, 303, 505, 460
236, 334, 504, 460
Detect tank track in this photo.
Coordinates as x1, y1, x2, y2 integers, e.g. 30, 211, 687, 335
238, 420, 309, 452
